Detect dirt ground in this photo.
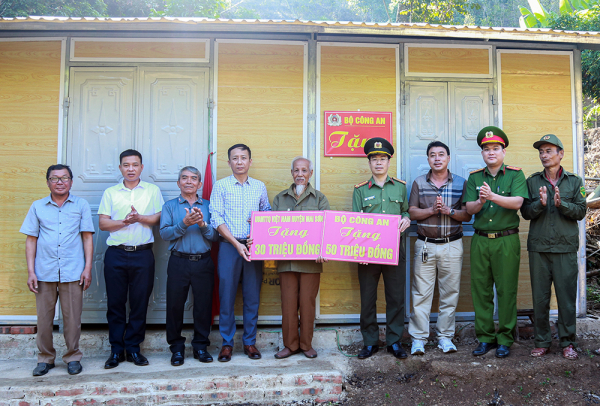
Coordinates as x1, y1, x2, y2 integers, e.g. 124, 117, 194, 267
336, 338, 600, 406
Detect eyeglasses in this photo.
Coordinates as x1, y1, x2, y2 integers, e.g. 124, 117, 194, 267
48, 176, 72, 183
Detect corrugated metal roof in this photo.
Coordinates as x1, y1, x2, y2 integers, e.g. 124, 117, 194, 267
1, 16, 600, 46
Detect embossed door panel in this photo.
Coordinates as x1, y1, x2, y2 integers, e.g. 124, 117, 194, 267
138, 68, 209, 322
68, 67, 208, 323
406, 82, 448, 188
68, 68, 136, 205
449, 83, 491, 180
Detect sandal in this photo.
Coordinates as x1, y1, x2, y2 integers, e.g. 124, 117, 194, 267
562, 344, 578, 360
530, 347, 549, 357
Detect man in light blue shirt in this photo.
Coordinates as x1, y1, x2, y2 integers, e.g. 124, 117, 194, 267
160, 166, 219, 367
210, 143, 270, 362
20, 164, 94, 377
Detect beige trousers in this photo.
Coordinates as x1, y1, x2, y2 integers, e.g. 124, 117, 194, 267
408, 238, 463, 341
36, 281, 83, 364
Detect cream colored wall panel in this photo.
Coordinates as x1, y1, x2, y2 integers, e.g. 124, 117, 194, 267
407, 46, 490, 76
0, 41, 62, 316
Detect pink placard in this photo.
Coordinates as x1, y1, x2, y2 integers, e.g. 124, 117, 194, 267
320, 210, 401, 265
250, 211, 325, 260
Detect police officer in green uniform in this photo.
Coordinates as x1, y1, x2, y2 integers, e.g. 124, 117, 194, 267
465, 126, 528, 358
352, 137, 411, 360
521, 134, 586, 360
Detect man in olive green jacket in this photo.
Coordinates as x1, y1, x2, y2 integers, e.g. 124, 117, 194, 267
272, 156, 330, 359
521, 134, 586, 360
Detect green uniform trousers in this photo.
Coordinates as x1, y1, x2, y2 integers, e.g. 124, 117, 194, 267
529, 251, 578, 349
470, 233, 520, 347
357, 248, 406, 346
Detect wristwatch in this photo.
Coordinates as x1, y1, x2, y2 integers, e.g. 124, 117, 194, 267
450, 209, 455, 216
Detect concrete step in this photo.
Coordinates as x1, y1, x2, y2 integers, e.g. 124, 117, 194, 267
0, 351, 346, 406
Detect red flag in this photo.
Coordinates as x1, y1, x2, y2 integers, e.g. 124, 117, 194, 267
203, 153, 220, 325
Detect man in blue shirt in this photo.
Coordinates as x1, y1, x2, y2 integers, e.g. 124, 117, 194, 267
160, 166, 219, 366
20, 164, 94, 376
210, 144, 271, 362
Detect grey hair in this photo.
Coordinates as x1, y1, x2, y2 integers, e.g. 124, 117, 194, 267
291, 156, 313, 171
178, 166, 202, 181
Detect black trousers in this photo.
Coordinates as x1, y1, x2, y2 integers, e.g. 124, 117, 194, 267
104, 246, 155, 354
166, 254, 215, 353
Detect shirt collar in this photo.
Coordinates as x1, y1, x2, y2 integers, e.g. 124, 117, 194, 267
230, 174, 251, 186
484, 163, 506, 177
118, 179, 145, 191
44, 193, 75, 206
177, 194, 203, 205
425, 170, 453, 183
542, 166, 565, 183
368, 175, 393, 189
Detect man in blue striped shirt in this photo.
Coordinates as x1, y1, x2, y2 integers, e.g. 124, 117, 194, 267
210, 144, 271, 362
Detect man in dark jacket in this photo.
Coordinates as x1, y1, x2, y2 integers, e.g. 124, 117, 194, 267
521, 134, 586, 360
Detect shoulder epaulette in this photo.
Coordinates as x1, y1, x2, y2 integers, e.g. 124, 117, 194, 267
354, 180, 368, 188
528, 171, 542, 178
392, 177, 406, 185
506, 166, 522, 171
470, 168, 484, 174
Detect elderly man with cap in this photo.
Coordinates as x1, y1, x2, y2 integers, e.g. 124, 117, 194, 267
465, 126, 528, 359
521, 134, 586, 360
271, 156, 330, 360
352, 137, 411, 360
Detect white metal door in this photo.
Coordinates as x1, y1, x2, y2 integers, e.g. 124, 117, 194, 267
67, 67, 209, 323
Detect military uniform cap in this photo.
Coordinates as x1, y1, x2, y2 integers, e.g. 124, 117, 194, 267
477, 126, 509, 148
364, 137, 394, 157
533, 134, 564, 150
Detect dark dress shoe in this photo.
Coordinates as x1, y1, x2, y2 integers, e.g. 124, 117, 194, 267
495, 345, 510, 358
244, 345, 262, 360
193, 349, 213, 363
104, 352, 125, 369
387, 342, 408, 359
472, 342, 497, 356
274, 347, 302, 359
218, 345, 233, 362
67, 361, 82, 375
32, 362, 55, 376
358, 345, 379, 359
171, 352, 184, 366
126, 352, 149, 366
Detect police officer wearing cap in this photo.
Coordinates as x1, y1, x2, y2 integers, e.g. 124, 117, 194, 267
352, 137, 411, 360
521, 134, 586, 360
465, 126, 528, 359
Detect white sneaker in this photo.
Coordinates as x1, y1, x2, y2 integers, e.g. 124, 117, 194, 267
438, 338, 457, 353
411, 340, 425, 355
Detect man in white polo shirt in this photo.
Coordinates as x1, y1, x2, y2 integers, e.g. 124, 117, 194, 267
98, 149, 164, 368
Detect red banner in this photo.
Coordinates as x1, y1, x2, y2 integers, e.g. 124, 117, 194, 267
324, 111, 393, 157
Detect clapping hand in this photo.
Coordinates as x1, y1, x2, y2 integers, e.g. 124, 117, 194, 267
124, 205, 141, 224
554, 186, 561, 207
539, 186, 548, 207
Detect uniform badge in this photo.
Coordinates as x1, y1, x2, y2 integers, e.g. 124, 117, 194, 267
327, 113, 342, 127
543, 135, 551, 140
581, 186, 586, 197
485, 131, 494, 138
364, 196, 375, 201
374, 142, 382, 148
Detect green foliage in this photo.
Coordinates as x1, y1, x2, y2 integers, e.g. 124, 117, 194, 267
519, 0, 599, 28
150, 0, 225, 17
546, 7, 600, 102
0, 0, 107, 17
393, 0, 481, 24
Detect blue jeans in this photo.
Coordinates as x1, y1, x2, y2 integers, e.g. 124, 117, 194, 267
217, 241, 263, 347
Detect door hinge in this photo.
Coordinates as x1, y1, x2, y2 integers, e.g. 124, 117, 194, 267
63, 97, 70, 110
402, 94, 407, 105
491, 95, 497, 105
207, 99, 214, 109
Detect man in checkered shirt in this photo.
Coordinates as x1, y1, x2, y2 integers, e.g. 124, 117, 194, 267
210, 143, 271, 362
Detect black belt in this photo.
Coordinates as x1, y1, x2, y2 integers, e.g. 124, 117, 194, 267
474, 228, 519, 239
113, 243, 153, 252
220, 236, 248, 245
417, 232, 463, 244
171, 250, 211, 261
